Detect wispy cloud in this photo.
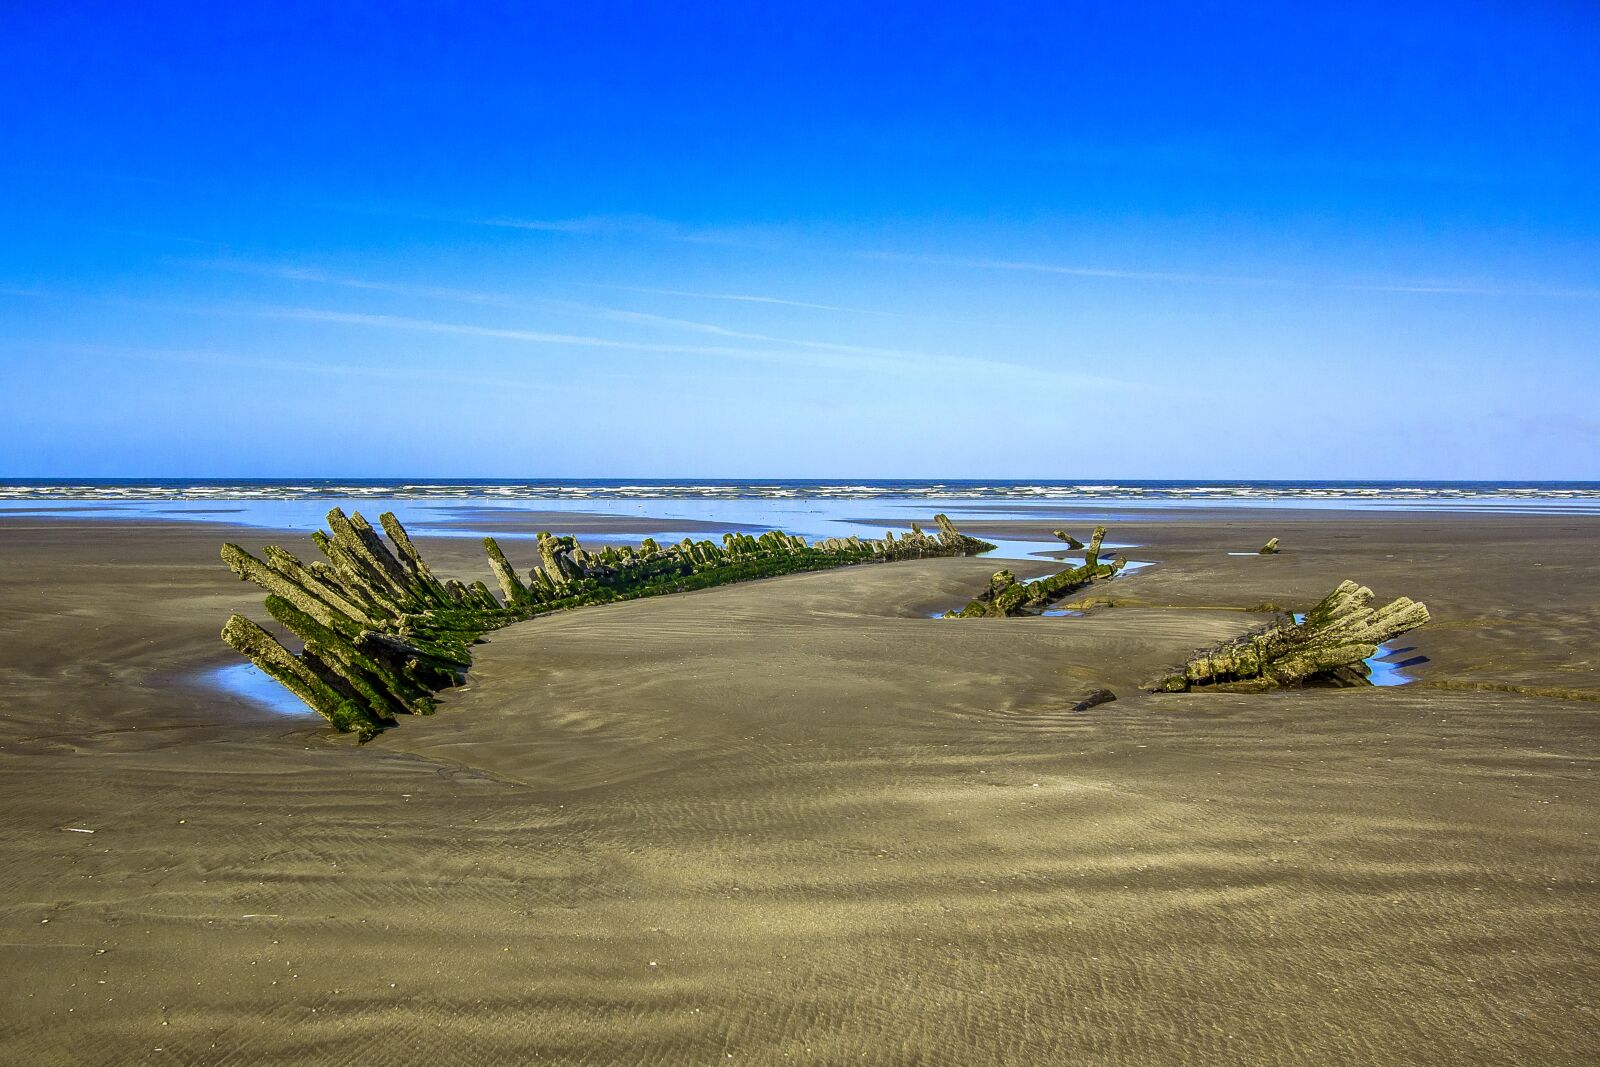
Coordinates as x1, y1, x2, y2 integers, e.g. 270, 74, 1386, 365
861, 251, 1270, 287
255, 306, 729, 353
473, 213, 761, 248
232, 304, 1133, 389
1337, 279, 1600, 298
859, 250, 1600, 299
286, 202, 1600, 300
563, 303, 1024, 371
587, 283, 875, 313
81, 227, 233, 248
564, 303, 964, 364
191, 261, 1074, 381
580, 282, 973, 323
21, 341, 605, 397
309, 201, 766, 246
323, 206, 761, 247
201, 261, 531, 310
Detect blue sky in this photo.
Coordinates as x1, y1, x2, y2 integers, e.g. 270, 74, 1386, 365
2, 1, 1596, 479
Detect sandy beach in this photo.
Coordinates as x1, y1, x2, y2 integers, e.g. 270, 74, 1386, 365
1, 509, 1596, 1064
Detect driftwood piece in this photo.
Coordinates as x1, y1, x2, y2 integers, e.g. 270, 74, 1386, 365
1259, 537, 1281, 555
1053, 530, 1084, 550
221, 510, 994, 737
946, 525, 1124, 618
1071, 689, 1117, 712
1155, 580, 1430, 692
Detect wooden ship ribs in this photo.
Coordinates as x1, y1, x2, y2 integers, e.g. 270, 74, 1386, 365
945, 525, 1125, 618
1156, 580, 1431, 692
221, 508, 995, 738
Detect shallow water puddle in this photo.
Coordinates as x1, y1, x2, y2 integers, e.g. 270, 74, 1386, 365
928, 607, 1087, 619
979, 540, 1141, 561
1367, 645, 1429, 686
204, 662, 317, 717
1365, 650, 1416, 686
1291, 613, 1421, 685
999, 553, 1155, 574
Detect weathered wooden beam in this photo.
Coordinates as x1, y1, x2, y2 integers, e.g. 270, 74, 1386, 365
483, 537, 535, 607
378, 512, 456, 607
221, 543, 362, 635
262, 595, 434, 715
310, 531, 410, 618
346, 512, 415, 593
1155, 580, 1430, 692
945, 528, 1125, 618
1084, 525, 1107, 568
220, 614, 386, 737
325, 508, 414, 605
262, 545, 383, 626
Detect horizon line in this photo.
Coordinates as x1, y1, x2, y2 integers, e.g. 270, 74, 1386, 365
2, 476, 1597, 486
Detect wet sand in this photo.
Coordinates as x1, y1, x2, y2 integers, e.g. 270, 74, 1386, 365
1, 511, 1596, 1064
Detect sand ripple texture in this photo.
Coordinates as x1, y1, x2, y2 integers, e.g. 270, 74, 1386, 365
0, 516, 1597, 1065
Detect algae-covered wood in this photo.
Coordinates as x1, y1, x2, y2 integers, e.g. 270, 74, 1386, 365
221, 509, 995, 737
1155, 579, 1430, 692
944, 525, 1125, 618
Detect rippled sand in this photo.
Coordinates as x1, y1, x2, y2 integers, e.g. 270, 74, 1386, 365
1, 512, 1596, 1064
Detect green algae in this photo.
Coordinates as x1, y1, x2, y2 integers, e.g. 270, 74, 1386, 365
1154, 580, 1430, 692
221, 509, 995, 738
944, 526, 1125, 619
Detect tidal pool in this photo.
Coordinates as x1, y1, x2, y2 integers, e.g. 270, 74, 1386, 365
204, 662, 317, 718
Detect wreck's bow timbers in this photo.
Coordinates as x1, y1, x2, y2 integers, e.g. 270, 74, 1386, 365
1156, 579, 1430, 692
221, 508, 996, 738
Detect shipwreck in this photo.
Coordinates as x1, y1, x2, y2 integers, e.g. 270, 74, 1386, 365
221, 509, 995, 738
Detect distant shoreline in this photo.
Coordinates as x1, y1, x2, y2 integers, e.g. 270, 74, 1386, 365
2, 476, 1599, 508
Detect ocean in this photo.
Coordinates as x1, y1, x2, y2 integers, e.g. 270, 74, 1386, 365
4, 478, 1596, 552
3, 477, 1598, 505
